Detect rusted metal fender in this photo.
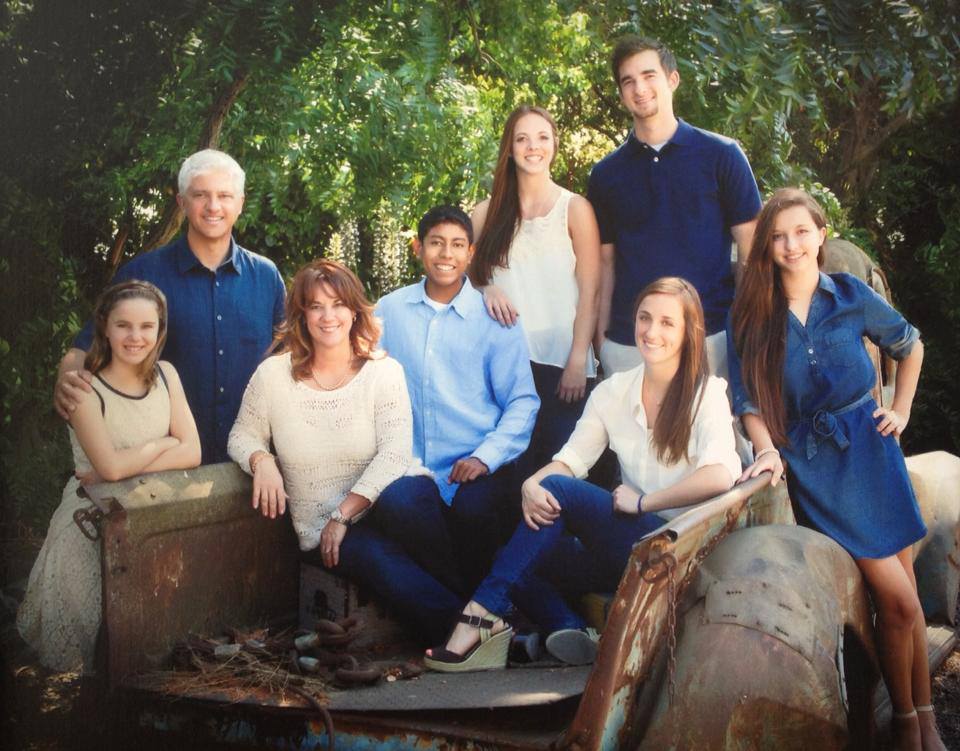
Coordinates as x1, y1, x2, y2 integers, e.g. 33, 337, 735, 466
88, 462, 300, 686
556, 474, 793, 751
637, 525, 876, 750
907, 451, 960, 624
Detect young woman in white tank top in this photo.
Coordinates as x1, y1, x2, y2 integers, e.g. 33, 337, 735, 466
470, 106, 600, 469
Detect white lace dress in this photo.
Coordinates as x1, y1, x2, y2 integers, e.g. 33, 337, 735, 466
17, 373, 170, 672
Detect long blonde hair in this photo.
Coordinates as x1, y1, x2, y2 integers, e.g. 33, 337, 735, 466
84, 280, 168, 389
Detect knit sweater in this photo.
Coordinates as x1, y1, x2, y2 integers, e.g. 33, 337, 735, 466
228, 352, 412, 551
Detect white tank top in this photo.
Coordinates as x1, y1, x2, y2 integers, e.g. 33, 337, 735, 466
490, 188, 597, 376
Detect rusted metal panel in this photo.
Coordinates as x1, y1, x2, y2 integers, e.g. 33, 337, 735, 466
638, 525, 876, 750
91, 462, 300, 685
556, 474, 790, 751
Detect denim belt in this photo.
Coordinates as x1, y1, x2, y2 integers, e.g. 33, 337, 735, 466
791, 391, 874, 460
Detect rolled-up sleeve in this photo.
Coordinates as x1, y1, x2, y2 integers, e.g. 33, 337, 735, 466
725, 322, 759, 417
553, 388, 610, 479
860, 281, 919, 361
692, 378, 742, 484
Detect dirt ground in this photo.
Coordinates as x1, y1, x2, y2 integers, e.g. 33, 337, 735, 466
2, 533, 959, 750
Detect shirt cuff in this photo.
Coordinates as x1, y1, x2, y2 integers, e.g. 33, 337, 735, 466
552, 447, 590, 479
886, 326, 920, 361
471, 445, 503, 476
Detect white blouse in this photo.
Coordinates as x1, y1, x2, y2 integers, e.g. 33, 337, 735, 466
490, 188, 597, 376
554, 364, 741, 520
228, 353, 413, 551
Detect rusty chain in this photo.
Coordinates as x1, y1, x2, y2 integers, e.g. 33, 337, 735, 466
640, 543, 679, 706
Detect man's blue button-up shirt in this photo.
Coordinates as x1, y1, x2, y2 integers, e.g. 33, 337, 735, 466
375, 278, 539, 504
74, 235, 285, 463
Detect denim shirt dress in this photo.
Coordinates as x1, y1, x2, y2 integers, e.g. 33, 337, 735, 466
727, 272, 926, 559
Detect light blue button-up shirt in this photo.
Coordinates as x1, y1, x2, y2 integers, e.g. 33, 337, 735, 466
376, 277, 539, 503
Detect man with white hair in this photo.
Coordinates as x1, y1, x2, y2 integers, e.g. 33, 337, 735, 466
55, 149, 285, 464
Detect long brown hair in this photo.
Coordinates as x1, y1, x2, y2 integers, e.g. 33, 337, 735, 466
84, 280, 168, 388
274, 259, 381, 381
637, 277, 709, 465
730, 187, 827, 445
470, 105, 558, 285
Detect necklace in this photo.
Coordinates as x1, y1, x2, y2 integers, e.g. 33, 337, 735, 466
310, 364, 353, 391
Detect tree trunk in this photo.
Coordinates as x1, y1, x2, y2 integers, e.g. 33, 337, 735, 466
108, 69, 250, 276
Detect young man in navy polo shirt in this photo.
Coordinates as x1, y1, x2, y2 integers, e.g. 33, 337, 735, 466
54, 150, 285, 464
589, 36, 761, 378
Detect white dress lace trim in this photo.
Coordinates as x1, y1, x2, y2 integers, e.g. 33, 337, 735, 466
17, 375, 171, 672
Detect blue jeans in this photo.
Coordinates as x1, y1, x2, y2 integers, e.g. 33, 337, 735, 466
473, 475, 665, 631
362, 469, 520, 598
308, 522, 463, 646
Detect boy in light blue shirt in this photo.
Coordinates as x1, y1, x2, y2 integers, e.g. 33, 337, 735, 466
373, 205, 539, 596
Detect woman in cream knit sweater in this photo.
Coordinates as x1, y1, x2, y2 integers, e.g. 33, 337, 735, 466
229, 259, 464, 641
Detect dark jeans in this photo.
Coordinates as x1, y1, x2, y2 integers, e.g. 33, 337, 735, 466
518, 363, 595, 480
473, 475, 665, 632
325, 468, 520, 645
304, 520, 462, 647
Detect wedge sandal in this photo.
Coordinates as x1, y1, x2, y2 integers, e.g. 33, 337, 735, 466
424, 613, 513, 673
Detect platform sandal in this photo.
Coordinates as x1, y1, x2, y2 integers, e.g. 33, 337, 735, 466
424, 613, 513, 673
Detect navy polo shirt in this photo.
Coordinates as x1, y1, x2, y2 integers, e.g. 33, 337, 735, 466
587, 119, 761, 339
75, 235, 285, 463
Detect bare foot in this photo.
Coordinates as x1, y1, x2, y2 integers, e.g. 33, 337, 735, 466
918, 709, 947, 751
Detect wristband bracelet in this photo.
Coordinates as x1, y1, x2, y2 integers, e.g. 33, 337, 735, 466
754, 447, 780, 463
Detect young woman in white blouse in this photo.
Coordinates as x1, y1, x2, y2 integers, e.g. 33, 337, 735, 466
229, 260, 463, 644
470, 105, 600, 469
425, 277, 741, 671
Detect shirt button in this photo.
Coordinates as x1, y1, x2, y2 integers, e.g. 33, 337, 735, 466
811, 360, 817, 365
653, 156, 659, 163
807, 348, 814, 354
215, 281, 220, 287
219, 386, 225, 393
218, 349, 224, 355
216, 314, 222, 321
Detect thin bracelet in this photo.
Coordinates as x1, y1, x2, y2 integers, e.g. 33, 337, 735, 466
637, 492, 646, 514
754, 447, 780, 462
250, 452, 274, 474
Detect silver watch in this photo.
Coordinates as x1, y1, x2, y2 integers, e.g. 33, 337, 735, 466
330, 508, 354, 526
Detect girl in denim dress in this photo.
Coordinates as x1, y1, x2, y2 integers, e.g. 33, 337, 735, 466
727, 188, 943, 751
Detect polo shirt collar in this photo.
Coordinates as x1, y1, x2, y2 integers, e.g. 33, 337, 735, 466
175, 234, 241, 275
627, 118, 693, 154
410, 276, 480, 319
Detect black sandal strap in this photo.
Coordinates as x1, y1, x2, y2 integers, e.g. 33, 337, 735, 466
457, 613, 496, 630
426, 647, 468, 665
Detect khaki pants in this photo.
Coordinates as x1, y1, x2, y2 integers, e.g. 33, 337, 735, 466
598, 331, 729, 379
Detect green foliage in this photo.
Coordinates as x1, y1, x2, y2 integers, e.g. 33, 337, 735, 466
2, 0, 958, 528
